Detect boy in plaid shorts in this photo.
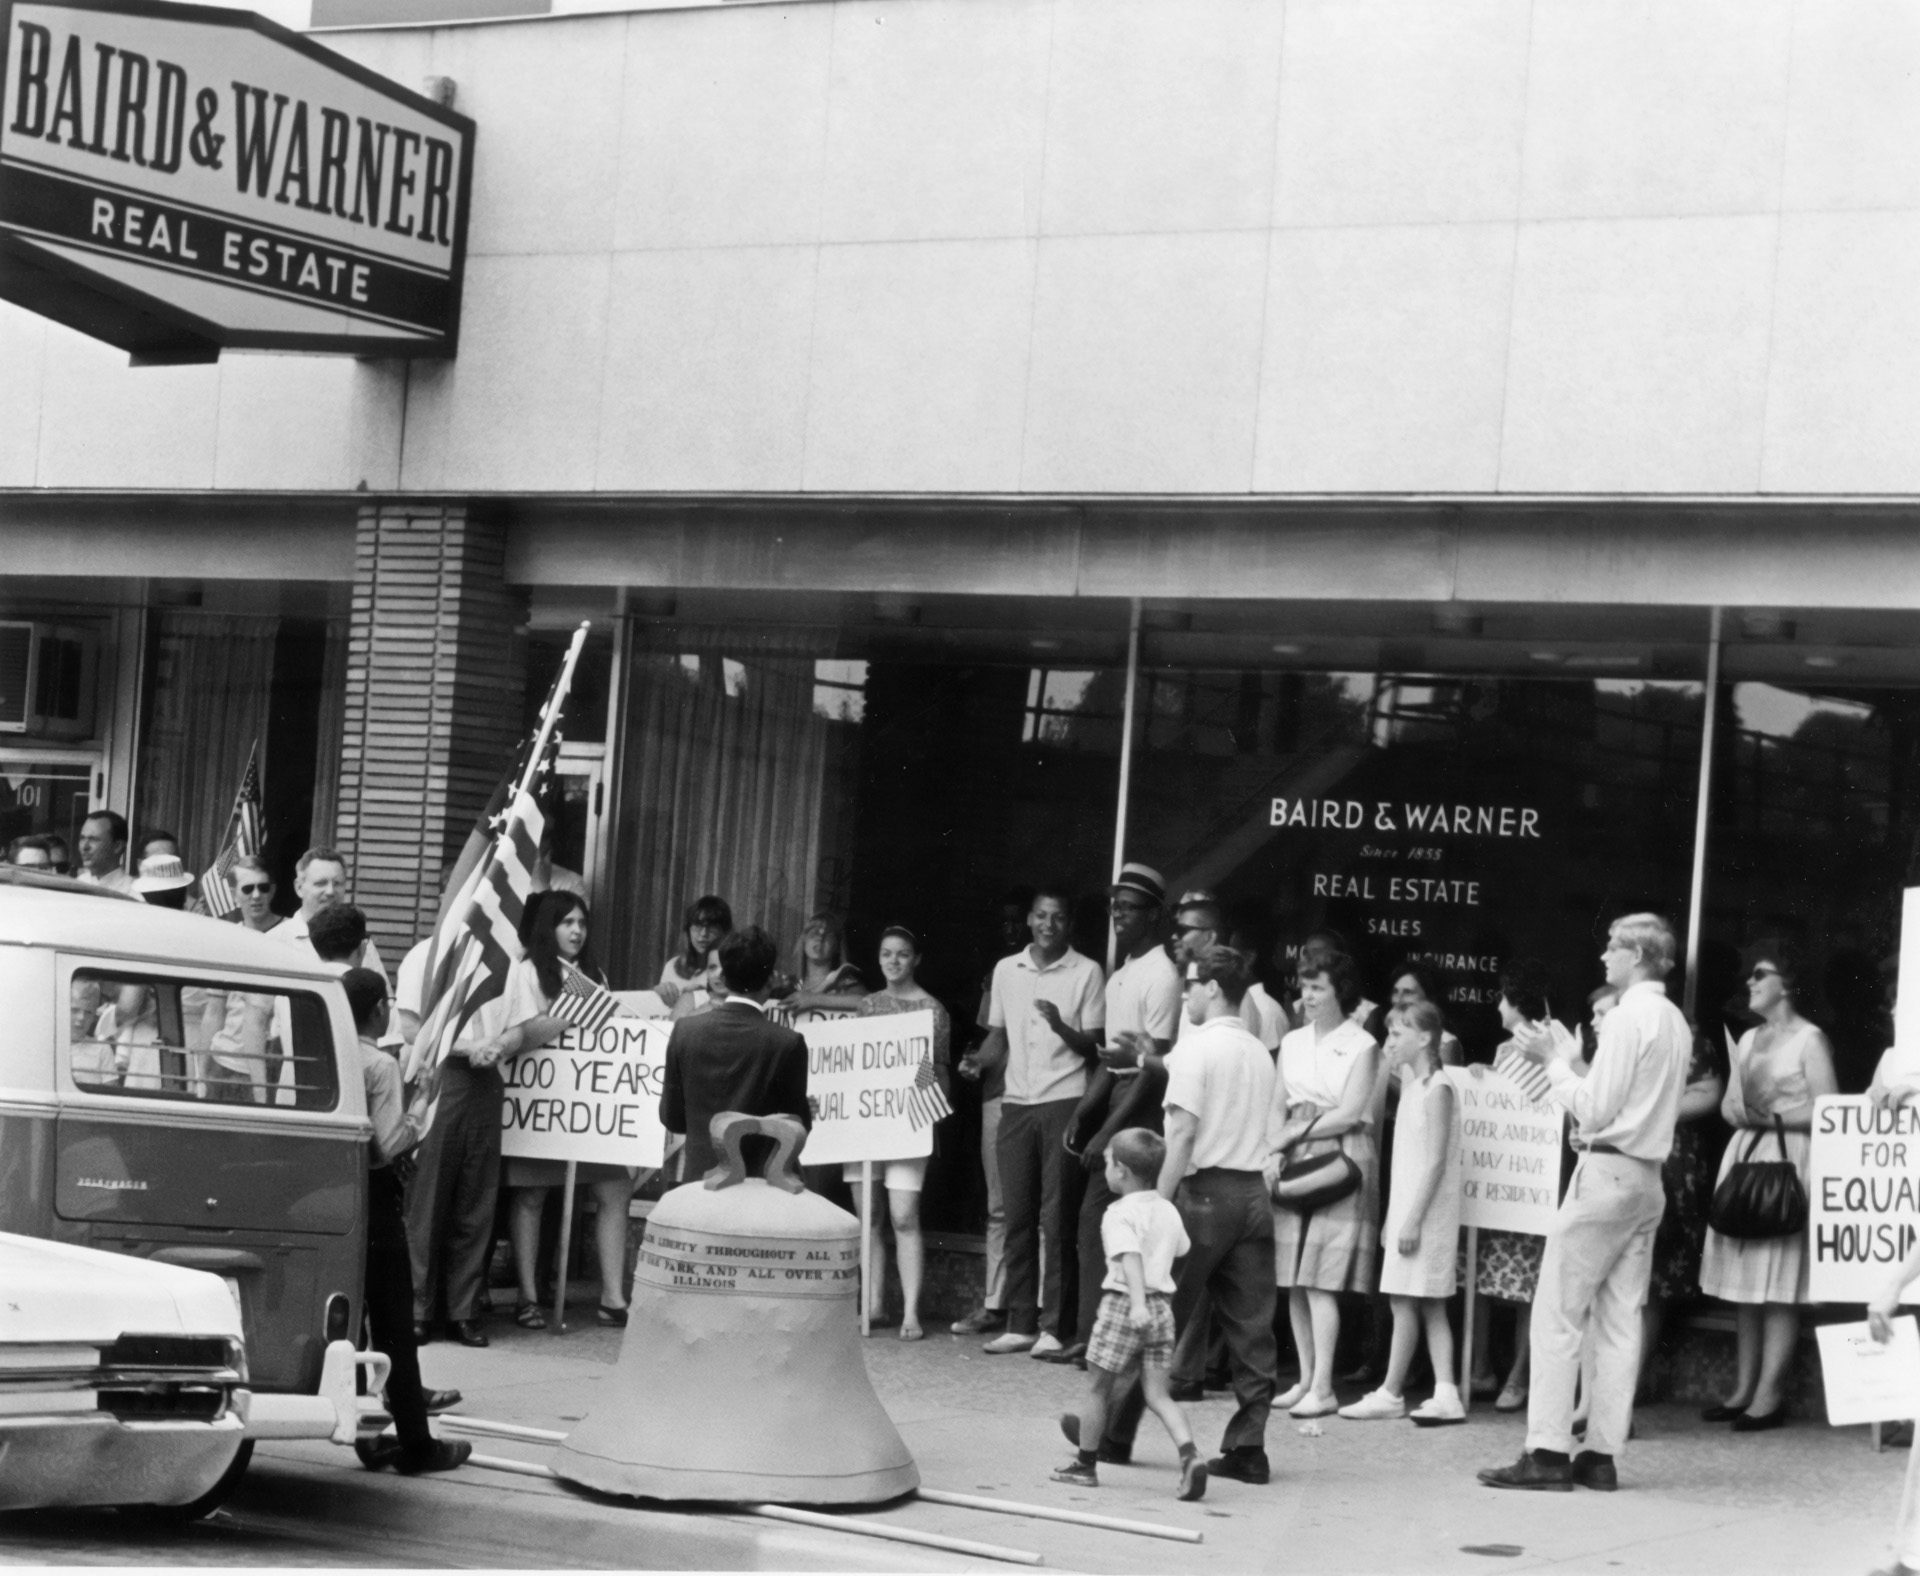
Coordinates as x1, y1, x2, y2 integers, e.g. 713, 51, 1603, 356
1052, 1128, 1206, 1499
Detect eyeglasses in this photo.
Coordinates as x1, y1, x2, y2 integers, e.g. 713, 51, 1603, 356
1748, 967, 1781, 983
237, 882, 272, 894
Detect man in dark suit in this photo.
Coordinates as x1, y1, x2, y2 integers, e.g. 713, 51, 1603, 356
660, 925, 811, 1179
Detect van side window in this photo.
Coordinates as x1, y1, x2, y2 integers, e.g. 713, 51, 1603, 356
70, 971, 340, 1112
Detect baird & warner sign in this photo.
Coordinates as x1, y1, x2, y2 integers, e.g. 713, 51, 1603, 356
0, 0, 473, 360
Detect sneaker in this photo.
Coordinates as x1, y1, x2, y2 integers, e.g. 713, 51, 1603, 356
951, 1307, 1006, 1336
1029, 1333, 1065, 1359
1338, 1388, 1407, 1421
1177, 1453, 1208, 1501
1058, 1413, 1131, 1465
1206, 1447, 1270, 1485
1478, 1450, 1572, 1492
394, 1438, 472, 1475
1570, 1451, 1617, 1492
1410, 1387, 1466, 1427
1050, 1458, 1098, 1488
983, 1331, 1038, 1355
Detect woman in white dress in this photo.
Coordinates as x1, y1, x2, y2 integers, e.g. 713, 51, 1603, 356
1342, 1001, 1464, 1423
1699, 939, 1837, 1432
1271, 950, 1381, 1418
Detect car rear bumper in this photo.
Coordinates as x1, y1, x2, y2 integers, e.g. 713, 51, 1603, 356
0, 1413, 244, 1510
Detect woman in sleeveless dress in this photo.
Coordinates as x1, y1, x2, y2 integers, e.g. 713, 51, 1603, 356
1699, 939, 1837, 1431
1272, 949, 1381, 1418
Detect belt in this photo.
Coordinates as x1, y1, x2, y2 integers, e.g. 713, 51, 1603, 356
1575, 1142, 1651, 1160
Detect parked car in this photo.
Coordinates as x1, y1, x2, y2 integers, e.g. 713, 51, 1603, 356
0, 868, 382, 1512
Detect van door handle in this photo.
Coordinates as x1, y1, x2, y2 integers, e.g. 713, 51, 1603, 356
150, 1247, 267, 1274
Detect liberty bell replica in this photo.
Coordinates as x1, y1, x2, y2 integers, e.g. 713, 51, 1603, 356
553, 1112, 919, 1503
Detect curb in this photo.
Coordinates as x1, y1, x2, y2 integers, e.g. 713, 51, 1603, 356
234, 1440, 967, 1571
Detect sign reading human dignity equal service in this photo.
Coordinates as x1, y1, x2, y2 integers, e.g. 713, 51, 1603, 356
0, 0, 473, 358
797, 1009, 938, 1168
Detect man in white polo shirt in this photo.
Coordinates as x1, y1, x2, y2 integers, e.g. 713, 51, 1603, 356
1070, 943, 1279, 1480
1058, 862, 1183, 1367
975, 887, 1105, 1355
273, 846, 391, 988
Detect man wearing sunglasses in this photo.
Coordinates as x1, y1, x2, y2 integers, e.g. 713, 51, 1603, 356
227, 855, 282, 934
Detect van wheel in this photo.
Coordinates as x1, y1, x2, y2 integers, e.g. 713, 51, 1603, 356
129, 1439, 254, 1524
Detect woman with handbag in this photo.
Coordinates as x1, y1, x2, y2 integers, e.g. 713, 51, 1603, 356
1270, 950, 1381, 1419
1698, 940, 1837, 1432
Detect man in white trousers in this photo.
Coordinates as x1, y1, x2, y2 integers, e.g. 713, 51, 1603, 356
1479, 912, 1691, 1493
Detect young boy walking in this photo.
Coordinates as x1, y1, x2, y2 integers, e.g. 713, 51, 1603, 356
1052, 1128, 1206, 1500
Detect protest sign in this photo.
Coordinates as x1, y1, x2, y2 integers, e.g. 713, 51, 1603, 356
1816, 1318, 1920, 1426
1809, 1094, 1920, 1303
499, 1016, 669, 1169
798, 1009, 939, 1167
1444, 1064, 1565, 1235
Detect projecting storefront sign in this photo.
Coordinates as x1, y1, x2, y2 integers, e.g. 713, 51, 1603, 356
0, 0, 473, 360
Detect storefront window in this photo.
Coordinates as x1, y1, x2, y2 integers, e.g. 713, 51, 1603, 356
1125, 668, 1706, 1054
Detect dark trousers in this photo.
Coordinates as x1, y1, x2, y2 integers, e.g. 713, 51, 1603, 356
998, 1098, 1084, 1339
367, 1166, 429, 1448
1108, 1168, 1276, 1454
405, 1059, 504, 1323
1074, 1160, 1117, 1345
1170, 1292, 1229, 1385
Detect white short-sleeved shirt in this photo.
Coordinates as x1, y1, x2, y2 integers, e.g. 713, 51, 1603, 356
1100, 1189, 1190, 1295
272, 911, 390, 988
1164, 1015, 1278, 1174
1241, 982, 1289, 1052
396, 939, 430, 1020
987, 945, 1105, 1106
1105, 945, 1183, 1045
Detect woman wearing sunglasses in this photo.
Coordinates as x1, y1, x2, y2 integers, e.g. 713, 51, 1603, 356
1697, 940, 1836, 1432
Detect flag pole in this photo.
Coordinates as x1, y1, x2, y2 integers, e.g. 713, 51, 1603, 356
518, 624, 591, 804
554, 1159, 578, 1332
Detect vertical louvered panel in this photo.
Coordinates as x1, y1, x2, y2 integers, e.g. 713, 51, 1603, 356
333, 504, 525, 964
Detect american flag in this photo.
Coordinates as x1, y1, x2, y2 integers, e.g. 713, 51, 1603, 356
1495, 1044, 1554, 1108
552, 960, 618, 1038
201, 745, 264, 918
905, 1050, 951, 1132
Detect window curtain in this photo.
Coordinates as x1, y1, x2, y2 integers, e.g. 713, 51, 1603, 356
608, 622, 837, 990
135, 612, 279, 874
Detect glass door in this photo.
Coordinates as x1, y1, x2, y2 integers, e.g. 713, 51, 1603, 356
0, 751, 101, 859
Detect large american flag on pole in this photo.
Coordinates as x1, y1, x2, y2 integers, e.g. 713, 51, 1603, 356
201, 744, 264, 918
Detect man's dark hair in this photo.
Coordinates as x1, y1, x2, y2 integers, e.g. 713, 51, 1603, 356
140, 830, 180, 857
718, 925, 779, 994
1498, 957, 1553, 1025
309, 904, 369, 962
340, 967, 387, 1032
1299, 949, 1365, 1013
1030, 885, 1075, 918
1189, 942, 1254, 1006
999, 884, 1037, 912
84, 809, 128, 845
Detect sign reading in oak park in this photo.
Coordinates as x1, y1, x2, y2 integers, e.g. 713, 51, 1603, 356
0, 0, 473, 360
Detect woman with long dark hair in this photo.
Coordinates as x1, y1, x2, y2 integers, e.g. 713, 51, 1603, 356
657, 895, 731, 1010
500, 892, 638, 1329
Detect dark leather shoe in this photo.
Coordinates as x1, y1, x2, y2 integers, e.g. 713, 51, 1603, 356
1058, 1413, 1131, 1464
1571, 1451, 1617, 1492
421, 1388, 462, 1414
1202, 1369, 1232, 1392
1479, 1451, 1573, 1492
1167, 1379, 1205, 1402
450, 1319, 490, 1349
1700, 1402, 1745, 1423
1206, 1447, 1270, 1485
1042, 1341, 1088, 1365
395, 1438, 472, 1475
1731, 1407, 1787, 1433
412, 1321, 435, 1345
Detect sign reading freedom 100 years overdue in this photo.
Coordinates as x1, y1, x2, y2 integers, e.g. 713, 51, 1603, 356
1443, 1065, 1565, 1236
1810, 1094, 1920, 1304
498, 1008, 938, 1172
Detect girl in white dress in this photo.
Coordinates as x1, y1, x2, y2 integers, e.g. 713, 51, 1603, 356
1341, 1001, 1464, 1423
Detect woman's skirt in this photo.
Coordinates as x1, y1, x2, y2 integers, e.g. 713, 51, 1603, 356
1698, 1125, 1811, 1305
1274, 1107, 1380, 1293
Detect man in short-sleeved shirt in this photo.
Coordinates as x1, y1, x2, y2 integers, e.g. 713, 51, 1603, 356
975, 889, 1104, 1354
1061, 863, 1183, 1361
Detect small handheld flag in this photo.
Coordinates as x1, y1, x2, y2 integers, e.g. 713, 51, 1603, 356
1495, 1044, 1554, 1107
552, 960, 619, 1039
906, 1051, 951, 1132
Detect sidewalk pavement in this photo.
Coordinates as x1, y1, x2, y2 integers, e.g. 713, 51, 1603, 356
240, 1304, 1907, 1573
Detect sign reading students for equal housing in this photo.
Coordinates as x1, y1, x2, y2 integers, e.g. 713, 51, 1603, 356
1444, 1064, 1565, 1236
499, 1017, 668, 1170
1809, 1095, 1920, 1304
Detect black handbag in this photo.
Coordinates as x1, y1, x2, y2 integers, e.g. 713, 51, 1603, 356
1707, 1115, 1807, 1240
1272, 1114, 1363, 1214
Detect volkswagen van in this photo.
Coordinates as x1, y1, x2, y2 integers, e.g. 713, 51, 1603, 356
0, 867, 374, 1505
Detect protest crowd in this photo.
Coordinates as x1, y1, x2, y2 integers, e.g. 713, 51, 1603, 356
14, 799, 1920, 1555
